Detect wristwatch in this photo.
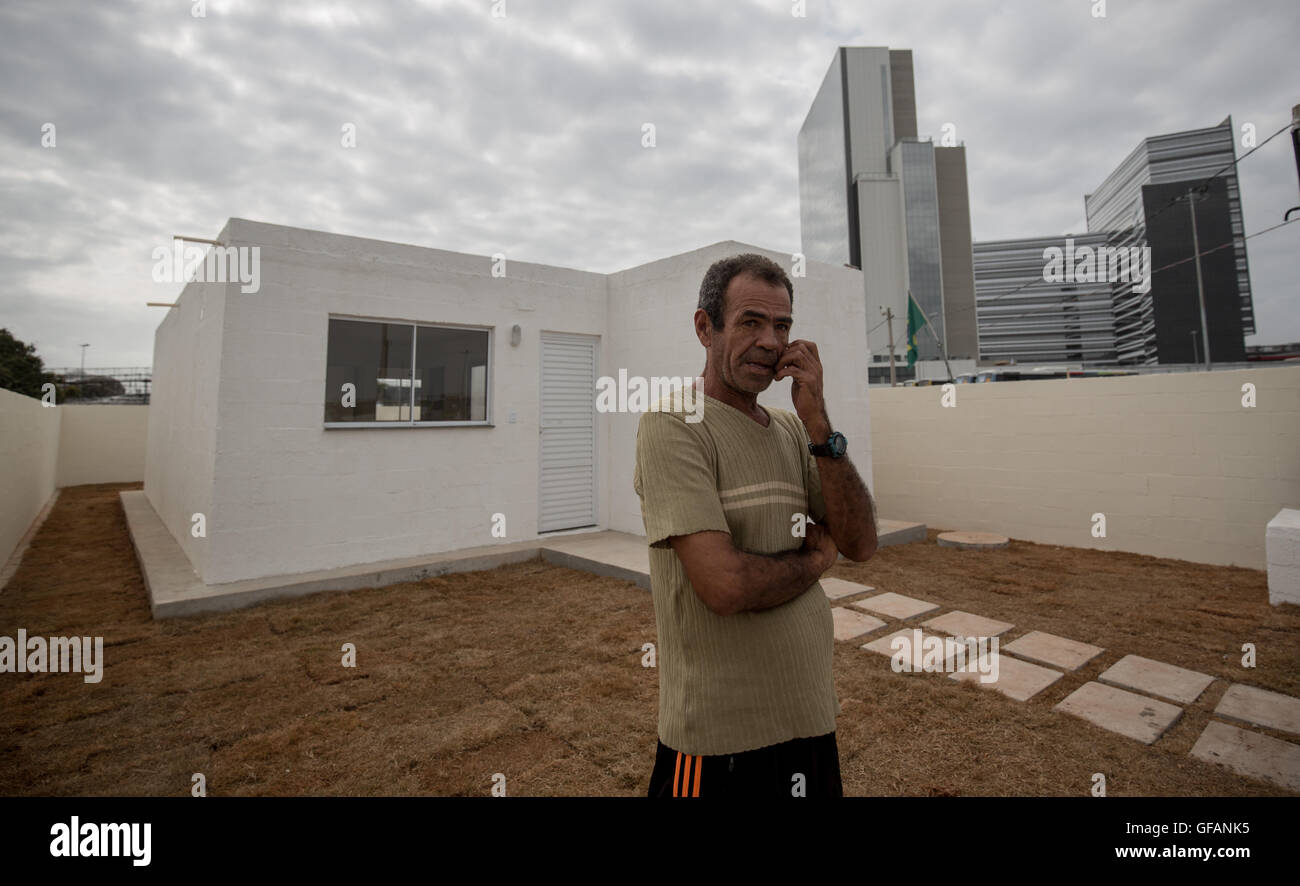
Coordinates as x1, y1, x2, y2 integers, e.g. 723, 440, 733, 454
808, 431, 847, 459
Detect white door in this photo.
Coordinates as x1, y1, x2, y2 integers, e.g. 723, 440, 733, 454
539, 332, 597, 532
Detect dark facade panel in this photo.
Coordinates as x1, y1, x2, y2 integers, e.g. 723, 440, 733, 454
1143, 179, 1246, 363
889, 49, 917, 141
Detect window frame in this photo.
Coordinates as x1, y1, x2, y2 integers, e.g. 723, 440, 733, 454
323, 314, 494, 429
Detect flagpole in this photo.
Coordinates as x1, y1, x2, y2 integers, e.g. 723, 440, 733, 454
908, 290, 954, 382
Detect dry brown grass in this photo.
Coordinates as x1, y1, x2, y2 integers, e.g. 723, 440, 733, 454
1, 483, 1296, 796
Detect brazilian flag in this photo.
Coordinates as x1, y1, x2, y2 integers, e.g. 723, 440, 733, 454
905, 292, 926, 368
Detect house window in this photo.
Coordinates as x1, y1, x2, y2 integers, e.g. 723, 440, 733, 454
324, 318, 490, 426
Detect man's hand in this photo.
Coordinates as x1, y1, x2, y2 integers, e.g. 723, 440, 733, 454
802, 520, 839, 576
774, 339, 830, 442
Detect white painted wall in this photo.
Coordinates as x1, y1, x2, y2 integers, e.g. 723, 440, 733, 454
869, 366, 1300, 569
56, 405, 149, 486
3, 391, 150, 570
0, 387, 61, 569
143, 271, 226, 580
604, 241, 873, 537
200, 219, 608, 584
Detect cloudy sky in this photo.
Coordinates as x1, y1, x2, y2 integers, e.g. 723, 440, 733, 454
2, 0, 1296, 367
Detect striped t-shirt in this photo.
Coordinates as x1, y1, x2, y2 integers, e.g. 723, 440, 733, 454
633, 390, 837, 756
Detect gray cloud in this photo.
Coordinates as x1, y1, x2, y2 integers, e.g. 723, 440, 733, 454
1, 0, 1295, 366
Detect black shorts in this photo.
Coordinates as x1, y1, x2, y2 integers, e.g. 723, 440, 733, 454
647, 733, 842, 797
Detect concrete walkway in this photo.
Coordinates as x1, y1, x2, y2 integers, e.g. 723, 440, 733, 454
120, 490, 925, 618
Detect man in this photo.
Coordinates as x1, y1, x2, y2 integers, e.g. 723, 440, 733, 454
634, 252, 878, 798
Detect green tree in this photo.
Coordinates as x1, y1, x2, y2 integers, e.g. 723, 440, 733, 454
0, 327, 50, 399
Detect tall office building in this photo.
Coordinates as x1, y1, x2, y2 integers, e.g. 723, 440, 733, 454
797, 47, 978, 378
971, 118, 1252, 366
972, 233, 1118, 364
1084, 118, 1252, 364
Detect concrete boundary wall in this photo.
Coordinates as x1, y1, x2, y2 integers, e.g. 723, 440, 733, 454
0, 388, 61, 571
869, 366, 1300, 569
56, 404, 149, 487
1, 389, 150, 571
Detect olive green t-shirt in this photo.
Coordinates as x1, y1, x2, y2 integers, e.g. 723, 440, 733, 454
632, 390, 837, 756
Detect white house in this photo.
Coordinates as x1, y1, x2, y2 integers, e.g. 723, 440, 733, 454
142, 218, 873, 587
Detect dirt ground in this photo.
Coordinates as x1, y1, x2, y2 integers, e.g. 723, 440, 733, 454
1, 482, 1296, 796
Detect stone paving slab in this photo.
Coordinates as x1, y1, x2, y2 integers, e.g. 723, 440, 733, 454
1001, 631, 1104, 672
861, 628, 964, 671
1054, 681, 1183, 745
876, 519, 927, 547
1097, 654, 1214, 705
832, 607, 887, 642
821, 577, 875, 601
1215, 684, 1300, 737
852, 591, 938, 620
949, 652, 1064, 702
1190, 720, 1300, 792
921, 610, 1014, 639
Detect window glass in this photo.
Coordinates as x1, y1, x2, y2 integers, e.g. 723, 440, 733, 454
324, 319, 413, 422
416, 326, 489, 422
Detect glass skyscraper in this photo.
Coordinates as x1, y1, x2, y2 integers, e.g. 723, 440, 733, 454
797, 47, 978, 375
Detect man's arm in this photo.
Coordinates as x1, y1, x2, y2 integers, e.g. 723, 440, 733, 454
806, 421, 878, 561
775, 339, 877, 561
669, 521, 840, 617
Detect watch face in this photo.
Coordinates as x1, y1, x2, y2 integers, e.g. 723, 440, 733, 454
830, 432, 847, 457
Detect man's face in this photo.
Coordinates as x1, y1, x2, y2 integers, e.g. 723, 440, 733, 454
704, 272, 793, 396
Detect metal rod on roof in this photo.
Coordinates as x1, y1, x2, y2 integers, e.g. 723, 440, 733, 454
173, 235, 223, 246
146, 302, 177, 307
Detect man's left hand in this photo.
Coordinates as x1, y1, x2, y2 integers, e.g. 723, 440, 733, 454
774, 339, 830, 442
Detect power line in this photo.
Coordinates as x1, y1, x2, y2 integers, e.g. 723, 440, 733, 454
1243, 216, 1300, 241
866, 314, 892, 335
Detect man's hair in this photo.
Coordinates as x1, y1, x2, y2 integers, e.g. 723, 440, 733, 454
698, 253, 794, 331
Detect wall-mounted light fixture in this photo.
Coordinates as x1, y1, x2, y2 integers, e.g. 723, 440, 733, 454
511, 324, 521, 347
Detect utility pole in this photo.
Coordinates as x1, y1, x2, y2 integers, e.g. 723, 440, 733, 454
1190, 329, 1199, 366
79, 343, 89, 380
881, 305, 897, 387
1185, 188, 1212, 371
